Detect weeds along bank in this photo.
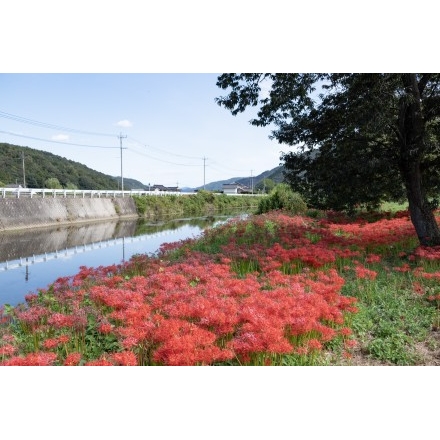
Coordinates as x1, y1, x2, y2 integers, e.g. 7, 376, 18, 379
132, 191, 261, 218
1, 208, 439, 366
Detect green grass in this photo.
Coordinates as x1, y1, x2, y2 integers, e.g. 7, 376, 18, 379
379, 201, 409, 212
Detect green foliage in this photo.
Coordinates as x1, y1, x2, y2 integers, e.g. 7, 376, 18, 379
44, 177, 63, 189
343, 267, 436, 365
254, 177, 276, 194
133, 192, 260, 218
257, 183, 307, 214
216, 73, 440, 244
132, 195, 147, 215
196, 189, 216, 203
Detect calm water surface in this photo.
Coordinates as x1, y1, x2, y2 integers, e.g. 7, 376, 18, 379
0, 215, 235, 307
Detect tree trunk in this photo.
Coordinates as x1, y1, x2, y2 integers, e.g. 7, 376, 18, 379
404, 165, 440, 246
399, 74, 440, 246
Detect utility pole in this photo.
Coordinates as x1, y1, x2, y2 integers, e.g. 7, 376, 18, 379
250, 170, 253, 194
118, 133, 127, 191
22, 151, 26, 188
203, 157, 207, 190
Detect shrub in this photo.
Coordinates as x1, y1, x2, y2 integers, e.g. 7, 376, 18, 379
257, 183, 307, 214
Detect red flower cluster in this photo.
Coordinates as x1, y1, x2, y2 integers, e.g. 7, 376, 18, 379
11, 210, 432, 366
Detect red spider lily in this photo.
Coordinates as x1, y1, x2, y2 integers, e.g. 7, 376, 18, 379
24, 293, 39, 304
413, 246, 440, 261
339, 327, 353, 337
393, 263, 411, 273
419, 272, 440, 281
344, 339, 358, 349
84, 358, 114, 366
42, 335, 70, 350
412, 282, 425, 295
89, 286, 145, 311
121, 336, 139, 350
47, 313, 77, 329
355, 265, 377, 280
117, 320, 157, 347
64, 353, 82, 366
307, 339, 323, 351
98, 323, 114, 334
43, 338, 62, 350
15, 306, 50, 329
1, 352, 57, 366
366, 254, 382, 264
342, 351, 353, 359
0, 344, 16, 357
152, 318, 234, 366
109, 351, 138, 366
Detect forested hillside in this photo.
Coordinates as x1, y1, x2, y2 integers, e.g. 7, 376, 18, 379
0, 143, 147, 190
196, 165, 284, 191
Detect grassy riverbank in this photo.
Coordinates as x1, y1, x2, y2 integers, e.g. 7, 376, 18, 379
1, 208, 439, 366
132, 191, 262, 218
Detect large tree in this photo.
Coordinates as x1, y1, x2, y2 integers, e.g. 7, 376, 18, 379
216, 73, 440, 246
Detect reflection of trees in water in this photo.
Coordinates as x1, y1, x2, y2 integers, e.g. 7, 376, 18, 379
0, 212, 246, 263
133, 211, 246, 236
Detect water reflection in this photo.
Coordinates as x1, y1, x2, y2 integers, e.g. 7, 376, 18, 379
0, 216, 224, 264
0, 214, 236, 307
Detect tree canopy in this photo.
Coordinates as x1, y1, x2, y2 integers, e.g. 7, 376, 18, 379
216, 74, 440, 245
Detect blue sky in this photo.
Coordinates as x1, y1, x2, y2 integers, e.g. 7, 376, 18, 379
0, 73, 286, 188
2, 3, 436, 190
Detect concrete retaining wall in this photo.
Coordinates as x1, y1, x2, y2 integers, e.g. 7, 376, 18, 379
0, 197, 138, 231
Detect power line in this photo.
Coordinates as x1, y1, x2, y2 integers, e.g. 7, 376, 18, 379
0, 130, 119, 149
0, 110, 116, 137
126, 143, 201, 166
128, 136, 203, 160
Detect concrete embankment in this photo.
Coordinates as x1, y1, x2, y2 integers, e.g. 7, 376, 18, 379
0, 198, 138, 232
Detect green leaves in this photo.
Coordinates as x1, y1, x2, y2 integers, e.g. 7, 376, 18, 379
216, 74, 440, 244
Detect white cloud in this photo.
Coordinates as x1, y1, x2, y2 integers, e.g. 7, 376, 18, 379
52, 134, 69, 141
116, 119, 133, 128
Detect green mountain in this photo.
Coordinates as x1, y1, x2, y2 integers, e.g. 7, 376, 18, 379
0, 143, 148, 190
193, 166, 285, 192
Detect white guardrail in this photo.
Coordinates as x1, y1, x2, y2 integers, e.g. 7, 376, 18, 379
0, 188, 191, 199
0, 188, 264, 198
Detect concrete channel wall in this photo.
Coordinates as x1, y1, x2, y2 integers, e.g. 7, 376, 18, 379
0, 198, 139, 231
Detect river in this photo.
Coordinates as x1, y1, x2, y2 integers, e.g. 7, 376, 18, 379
0, 214, 239, 307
